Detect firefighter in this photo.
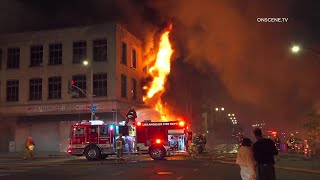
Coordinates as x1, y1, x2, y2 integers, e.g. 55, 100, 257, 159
116, 134, 125, 161
125, 107, 137, 125
24, 136, 35, 160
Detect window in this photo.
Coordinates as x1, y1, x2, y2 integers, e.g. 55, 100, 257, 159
93, 73, 107, 97
7, 48, 20, 69
0, 48, 2, 69
89, 127, 97, 134
49, 43, 62, 65
75, 127, 84, 136
93, 39, 107, 62
100, 126, 109, 136
121, 74, 127, 98
48, 76, 61, 99
73, 41, 87, 63
30, 45, 43, 67
29, 78, 42, 100
131, 78, 137, 100
121, 42, 127, 65
6, 80, 19, 101
132, 49, 137, 68
72, 74, 86, 98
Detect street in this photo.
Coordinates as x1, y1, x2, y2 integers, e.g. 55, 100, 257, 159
1, 154, 320, 180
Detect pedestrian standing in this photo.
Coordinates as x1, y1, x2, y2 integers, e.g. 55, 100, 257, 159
236, 138, 256, 180
253, 128, 278, 180
116, 134, 125, 161
24, 136, 35, 160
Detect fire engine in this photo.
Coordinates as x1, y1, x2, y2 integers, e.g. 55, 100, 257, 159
135, 120, 191, 160
67, 119, 191, 161
67, 120, 118, 160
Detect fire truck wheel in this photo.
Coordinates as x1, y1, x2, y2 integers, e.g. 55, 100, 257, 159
100, 154, 109, 159
85, 146, 101, 160
150, 147, 165, 160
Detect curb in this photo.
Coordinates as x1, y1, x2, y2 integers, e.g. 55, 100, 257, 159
214, 160, 320, 174
0, 160, 139, 169
0, 156, 70, 160
275, 166, 320, 175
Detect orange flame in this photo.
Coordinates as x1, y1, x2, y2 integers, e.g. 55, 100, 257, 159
144, 24, 174, 121
144, 25, 173, 99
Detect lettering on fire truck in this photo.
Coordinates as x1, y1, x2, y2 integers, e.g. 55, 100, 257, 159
142, 122, 179, 126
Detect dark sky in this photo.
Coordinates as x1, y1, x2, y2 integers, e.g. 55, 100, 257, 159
1, 0, 320, 131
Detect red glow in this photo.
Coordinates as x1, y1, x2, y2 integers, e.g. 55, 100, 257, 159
156, 139, 161, 144
67, 149, 72, 154
71, 80, 75, 85
137, 122, 142, 126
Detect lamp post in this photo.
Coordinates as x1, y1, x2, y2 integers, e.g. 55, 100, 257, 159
290, 44, 320, 57
215, 107, 224, 122
83, 60, 95, 120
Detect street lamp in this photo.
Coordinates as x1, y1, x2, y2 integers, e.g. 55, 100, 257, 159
83, 60, 95, 120
290, 44, 320, 58
291, 45, 300, 54
215, 107, 224, 111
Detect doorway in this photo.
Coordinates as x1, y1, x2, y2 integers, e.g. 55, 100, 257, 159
168, 134, 185, 152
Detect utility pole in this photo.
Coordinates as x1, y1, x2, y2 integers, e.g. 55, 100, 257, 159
83, 60, 95, 120
90, 64, 94, 120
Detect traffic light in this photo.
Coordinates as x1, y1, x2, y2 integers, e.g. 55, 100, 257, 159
68, 80, 74, 93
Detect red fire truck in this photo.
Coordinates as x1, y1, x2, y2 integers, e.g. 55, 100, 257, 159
67, 119, 191, 161
67, 120, 117, 160
135, 120, 191, 160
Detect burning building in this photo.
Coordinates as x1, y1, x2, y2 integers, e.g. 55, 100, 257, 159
0, 23, 147, 152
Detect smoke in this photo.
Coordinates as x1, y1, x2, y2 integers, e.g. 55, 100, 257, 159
136, 108, 161, 122
150, 0, 320, 129
2, 0, 320, 129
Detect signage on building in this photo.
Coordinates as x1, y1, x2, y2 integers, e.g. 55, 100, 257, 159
27, 105, 65, 112
76, 104, 101, 111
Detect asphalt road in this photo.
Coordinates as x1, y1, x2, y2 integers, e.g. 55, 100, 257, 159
1, 156, 320, 180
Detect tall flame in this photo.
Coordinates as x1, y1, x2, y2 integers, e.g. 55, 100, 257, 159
144, 24, 174, 121
145, 25, 173, 99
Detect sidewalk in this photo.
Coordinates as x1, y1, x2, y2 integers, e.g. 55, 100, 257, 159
0, 151, 71, 160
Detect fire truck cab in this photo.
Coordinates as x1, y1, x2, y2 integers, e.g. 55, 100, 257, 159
135, 120, 189, 160
67, 120, 117, 160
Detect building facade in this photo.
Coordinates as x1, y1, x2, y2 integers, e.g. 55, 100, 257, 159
0, 23, 147, 152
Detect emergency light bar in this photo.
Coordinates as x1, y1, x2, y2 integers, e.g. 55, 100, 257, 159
89, 120, 104, 125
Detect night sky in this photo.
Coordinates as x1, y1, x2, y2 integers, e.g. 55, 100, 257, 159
1, 0, 320, 131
